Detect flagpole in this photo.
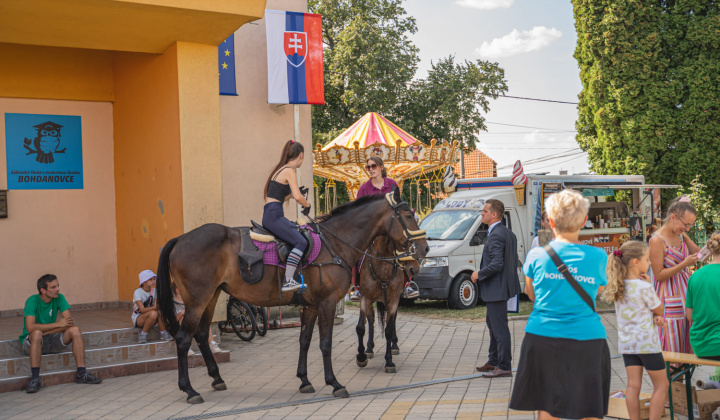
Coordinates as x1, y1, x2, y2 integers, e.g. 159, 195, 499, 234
294, 104, 303, 219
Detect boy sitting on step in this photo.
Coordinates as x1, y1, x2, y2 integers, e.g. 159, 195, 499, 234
19, 274, 102, 394
132, 270, 173, 344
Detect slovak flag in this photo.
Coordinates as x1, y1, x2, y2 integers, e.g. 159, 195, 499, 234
265, 9, 325, 105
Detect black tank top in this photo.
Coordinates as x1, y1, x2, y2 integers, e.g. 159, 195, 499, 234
266, 167, 292, 201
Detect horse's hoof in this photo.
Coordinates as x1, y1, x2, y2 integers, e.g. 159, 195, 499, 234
333, 387, 350, 398
356, 358, 368, 368
187, 395, 205, 404
212, 380, 227, 391
299, 384, 315, 393
385, 366, 397, 373
365, 351, 374, 359
391, 349, 400, 355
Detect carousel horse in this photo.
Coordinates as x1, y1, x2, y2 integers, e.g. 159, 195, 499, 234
355, 235, 420, 373
156, 188, 428, 404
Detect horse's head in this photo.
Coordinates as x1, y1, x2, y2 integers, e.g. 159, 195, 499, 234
383, 188, 429, 261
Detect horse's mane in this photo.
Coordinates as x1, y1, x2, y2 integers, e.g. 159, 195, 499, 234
316, 194, 385, 222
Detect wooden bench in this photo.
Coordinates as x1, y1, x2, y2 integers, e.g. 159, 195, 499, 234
662, 351, 720, 420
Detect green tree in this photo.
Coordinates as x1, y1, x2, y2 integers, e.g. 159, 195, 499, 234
309, 0, 420, 142
398, 56, 508, 150
308, 0, 508, 150
573, 0, 720, 205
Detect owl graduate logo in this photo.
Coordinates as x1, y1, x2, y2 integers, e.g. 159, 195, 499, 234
5, 113, 83, 190
24, 121, 66, 164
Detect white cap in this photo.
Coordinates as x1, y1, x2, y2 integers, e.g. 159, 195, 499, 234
139, 269, 156, 285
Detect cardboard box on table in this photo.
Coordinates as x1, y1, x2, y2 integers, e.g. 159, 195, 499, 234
671, 382, 720, 420
607, 390, 652, 419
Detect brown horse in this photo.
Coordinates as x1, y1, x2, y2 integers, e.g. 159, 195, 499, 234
156, 189, 428, 404
355, 235, 420, 373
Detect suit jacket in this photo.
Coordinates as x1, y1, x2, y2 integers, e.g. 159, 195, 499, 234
476, 223, 522, 302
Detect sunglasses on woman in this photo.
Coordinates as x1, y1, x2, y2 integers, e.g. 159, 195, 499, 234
365, 164, 378, 171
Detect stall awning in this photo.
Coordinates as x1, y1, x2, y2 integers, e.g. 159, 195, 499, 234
564, 183, 681, 189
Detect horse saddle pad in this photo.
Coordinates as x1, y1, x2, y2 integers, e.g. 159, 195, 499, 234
249, 220, 319, 267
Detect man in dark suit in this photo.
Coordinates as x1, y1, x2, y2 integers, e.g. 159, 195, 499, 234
471, 199, 521, 378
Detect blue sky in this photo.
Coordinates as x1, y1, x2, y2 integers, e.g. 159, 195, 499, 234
403, 0, 589, 176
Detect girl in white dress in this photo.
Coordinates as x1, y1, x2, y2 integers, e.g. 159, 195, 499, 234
604, 241, 669, 420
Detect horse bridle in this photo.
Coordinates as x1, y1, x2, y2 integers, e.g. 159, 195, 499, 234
308, 192, 427, 264
384, 192, 427, 262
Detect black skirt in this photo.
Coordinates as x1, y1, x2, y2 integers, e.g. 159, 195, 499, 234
509, 333, 611, 419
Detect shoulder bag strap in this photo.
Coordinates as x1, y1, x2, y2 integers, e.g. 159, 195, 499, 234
543, 244, 595, 312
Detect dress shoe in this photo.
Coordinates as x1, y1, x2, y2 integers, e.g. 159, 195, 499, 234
481, 368, 512, 378
475, 362, 496, 372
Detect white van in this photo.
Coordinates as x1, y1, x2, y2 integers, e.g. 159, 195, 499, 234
416, 174, 676, 309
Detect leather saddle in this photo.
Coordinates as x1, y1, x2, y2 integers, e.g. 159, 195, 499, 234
250, 220, 315, 264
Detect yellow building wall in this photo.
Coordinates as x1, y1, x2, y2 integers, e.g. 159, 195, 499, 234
176, 43, 225, 231
0, 43, 114, 102
0, 98, 119, 310
112, 47, 185, 302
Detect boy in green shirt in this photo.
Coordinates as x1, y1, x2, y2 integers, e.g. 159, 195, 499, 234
20, 274, 102, 393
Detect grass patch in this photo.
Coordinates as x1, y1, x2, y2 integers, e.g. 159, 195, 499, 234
345, 297, 614, 321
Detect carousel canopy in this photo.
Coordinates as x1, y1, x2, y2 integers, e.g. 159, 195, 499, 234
324, 112, 419, 148
313, 112, 458, 199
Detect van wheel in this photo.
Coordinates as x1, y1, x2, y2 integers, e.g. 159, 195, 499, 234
448, 273, 478, 310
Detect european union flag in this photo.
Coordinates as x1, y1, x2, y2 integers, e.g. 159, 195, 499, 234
219, 34, 237, 96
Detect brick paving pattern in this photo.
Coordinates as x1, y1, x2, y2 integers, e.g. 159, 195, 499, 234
0, 309, 712, 419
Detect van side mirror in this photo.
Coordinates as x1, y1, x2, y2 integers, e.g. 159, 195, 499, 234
470, 230, 487, 246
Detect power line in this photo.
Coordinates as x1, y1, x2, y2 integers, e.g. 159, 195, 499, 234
521, 153, 588, 173
480, 147, 579, 150
499, 95, 578, 105
485, 122, 576, 131
479, 131, 577, 135
465, 149, 585, 177
324, 70, 580, 106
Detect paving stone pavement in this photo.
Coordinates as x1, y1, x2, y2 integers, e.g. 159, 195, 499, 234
0, 308, 713, 419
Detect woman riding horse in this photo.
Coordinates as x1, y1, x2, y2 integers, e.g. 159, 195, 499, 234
262, 140, 312, 292
156, 187, 428, 404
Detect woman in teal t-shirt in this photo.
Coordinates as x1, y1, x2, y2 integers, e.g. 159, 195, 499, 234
510, 190, 610, 420
686, 232, 720, 360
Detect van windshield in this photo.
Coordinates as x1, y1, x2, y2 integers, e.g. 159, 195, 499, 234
420, 210, 481, 241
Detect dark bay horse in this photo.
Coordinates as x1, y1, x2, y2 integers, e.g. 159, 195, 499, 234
156, 189, 428, 404
355, 236, 420, 373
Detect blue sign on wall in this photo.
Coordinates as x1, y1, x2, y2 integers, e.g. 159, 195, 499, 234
5, 113, 83, 190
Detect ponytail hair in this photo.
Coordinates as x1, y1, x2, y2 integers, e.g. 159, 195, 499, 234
367, 156, 387, 178
264, 140, 304, 197
603, 241, 649, 302
663, 196, 697, 225
706, 231, 720, 256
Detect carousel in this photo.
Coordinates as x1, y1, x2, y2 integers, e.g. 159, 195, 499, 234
313, 112, 459, 212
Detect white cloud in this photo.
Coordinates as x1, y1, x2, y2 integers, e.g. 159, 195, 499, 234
476, 26, 562, 59
455, 0, 514, 10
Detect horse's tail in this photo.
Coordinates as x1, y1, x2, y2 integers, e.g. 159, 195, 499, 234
157, 237, 180, 336
376, 301, 386, 334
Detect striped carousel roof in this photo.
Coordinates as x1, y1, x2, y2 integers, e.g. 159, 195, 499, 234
323, 112, 419, 150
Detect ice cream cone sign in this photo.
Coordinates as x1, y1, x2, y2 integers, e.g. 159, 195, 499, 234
511, 161, 527, 205
443, 165, 458, 193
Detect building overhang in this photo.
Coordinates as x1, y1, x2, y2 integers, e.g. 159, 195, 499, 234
0, 0, 266, 53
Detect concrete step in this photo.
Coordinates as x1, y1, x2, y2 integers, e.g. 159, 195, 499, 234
0, 338, 180, 376
0, 350, 230, 393
0, 326, 167, 358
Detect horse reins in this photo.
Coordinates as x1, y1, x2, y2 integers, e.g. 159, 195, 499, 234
305, 193, 426, 264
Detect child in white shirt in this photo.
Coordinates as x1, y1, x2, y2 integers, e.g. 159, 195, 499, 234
132, 270, 173, 344
604, 241, 668, 420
